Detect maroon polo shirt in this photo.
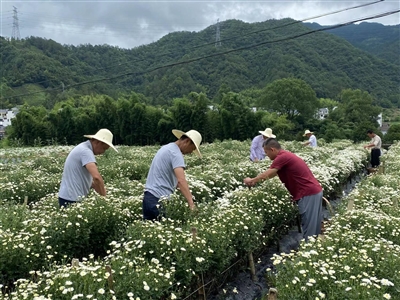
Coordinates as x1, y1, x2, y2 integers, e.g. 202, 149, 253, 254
270, 150, 322, 201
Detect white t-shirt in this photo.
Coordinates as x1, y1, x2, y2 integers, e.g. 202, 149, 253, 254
371, 135, 382, 149
309, 135, 317, 147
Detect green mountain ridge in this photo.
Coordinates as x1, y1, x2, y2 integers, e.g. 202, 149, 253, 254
304, 22, 400, 66
1, 18, 399, 108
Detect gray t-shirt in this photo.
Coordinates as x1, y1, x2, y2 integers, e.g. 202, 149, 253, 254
58, 140, 96, 201
145, 142, 185, 198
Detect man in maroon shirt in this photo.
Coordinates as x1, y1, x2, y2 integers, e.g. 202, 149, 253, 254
244, 138, 323, 239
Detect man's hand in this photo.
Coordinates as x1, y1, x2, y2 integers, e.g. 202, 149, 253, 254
244, 177, 255, 187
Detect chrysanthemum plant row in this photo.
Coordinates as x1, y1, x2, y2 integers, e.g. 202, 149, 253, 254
0, 140, 368, 299
269, 142, 400, 300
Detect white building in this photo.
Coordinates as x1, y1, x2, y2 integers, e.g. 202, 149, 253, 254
316, 108, 329, 120
0, 107, 18, 127
377, 113, 383, 127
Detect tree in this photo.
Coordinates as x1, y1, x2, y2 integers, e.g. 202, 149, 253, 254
318, 98, 339, 111
336, 89, 380, 125
259, 111, 295, 140
170, 98, 193, 132
260, 78, 319, 120
328, 89, 381, 141
219, 92, 256, 140
189, 92, 209, 140
383, 124, 400, 144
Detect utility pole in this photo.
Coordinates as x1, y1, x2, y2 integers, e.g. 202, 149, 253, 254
215, 19, 221, 47
12, 6, 21, 40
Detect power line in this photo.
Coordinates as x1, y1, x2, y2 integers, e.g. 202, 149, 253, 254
3, 9, 398, 101
1, 0, 387, 90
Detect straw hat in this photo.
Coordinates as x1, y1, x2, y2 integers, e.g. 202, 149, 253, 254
303, 130, 313, 136
172, 129, 202, 158
84, 129, 118, 152
259, 128, 276, 138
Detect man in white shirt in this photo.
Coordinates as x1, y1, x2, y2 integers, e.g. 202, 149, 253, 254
303, 130, 317, 147
363, 129, 382, 168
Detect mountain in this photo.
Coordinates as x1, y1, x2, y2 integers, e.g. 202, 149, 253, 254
1, 19, 399, 108
304, 22, 400, 66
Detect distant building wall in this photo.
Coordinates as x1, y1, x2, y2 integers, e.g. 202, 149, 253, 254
377, 113, 383, 127
0, 108, 18, 127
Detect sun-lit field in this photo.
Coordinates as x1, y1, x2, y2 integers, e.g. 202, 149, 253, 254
1, 140, 398, 299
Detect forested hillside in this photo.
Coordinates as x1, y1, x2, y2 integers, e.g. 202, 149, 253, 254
1, 18, 399, 109
305, 22, 400, 66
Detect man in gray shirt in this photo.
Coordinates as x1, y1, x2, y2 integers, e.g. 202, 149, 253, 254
143, 129, 202, 221
58, 128, 117, 207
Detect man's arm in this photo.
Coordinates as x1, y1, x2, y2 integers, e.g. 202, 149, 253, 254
364, 137, 380, 149
174, 167, 195, 209
363, 143, 374, 149
85, 162, 106, 196
244, 168, 279, 186
303, 141, 311, 146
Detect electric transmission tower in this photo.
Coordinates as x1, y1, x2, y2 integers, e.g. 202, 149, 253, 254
215, 19, 221, 47
12, 6, 21, 40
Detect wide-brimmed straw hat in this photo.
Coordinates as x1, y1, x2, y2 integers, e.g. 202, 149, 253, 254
84, 129, 118, 152
259, 128, 276, 138
172, 129, 202, 158
303, 130, 313, 136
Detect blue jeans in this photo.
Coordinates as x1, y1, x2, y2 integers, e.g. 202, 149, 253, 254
59, 197, 76, 208
142, 191, 163, 221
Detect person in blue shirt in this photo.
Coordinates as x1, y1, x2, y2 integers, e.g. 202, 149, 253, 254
249, 128, 276, 162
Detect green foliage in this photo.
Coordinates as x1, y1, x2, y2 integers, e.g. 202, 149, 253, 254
305, 22, 400, 66
318, 97, 338, 111
383, 124, 400, 144
328, 89, 381, 142
219, 92, 257, 140
1, 20, 399, 108
259, 111, 295, 139
261, 78, 319, 120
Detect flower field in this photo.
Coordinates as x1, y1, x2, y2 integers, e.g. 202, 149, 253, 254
270, 142, 400, 300
0, 140, 376, 299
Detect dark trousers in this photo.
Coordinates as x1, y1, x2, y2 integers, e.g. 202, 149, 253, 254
59, 197, 76, 208
142, 191, 163, 221
371, 148, 381, 168
296, 191, 323, 240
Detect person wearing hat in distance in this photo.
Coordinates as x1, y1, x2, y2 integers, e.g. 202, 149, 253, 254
303, 129, 317, 147
143, 129, 202, 221
250, 128, 276, 162
243, 138, 323, 240
58, 128, 117, 208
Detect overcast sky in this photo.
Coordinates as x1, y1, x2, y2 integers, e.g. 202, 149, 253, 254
1, 0, 399, 49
